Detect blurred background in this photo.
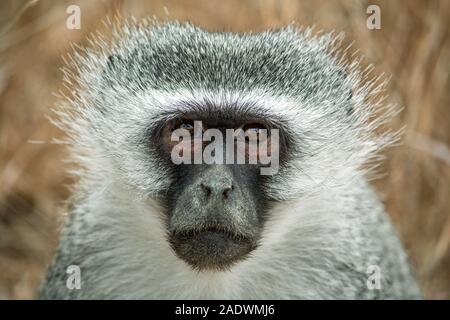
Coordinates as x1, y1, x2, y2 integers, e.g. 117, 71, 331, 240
0, 0, 448, 299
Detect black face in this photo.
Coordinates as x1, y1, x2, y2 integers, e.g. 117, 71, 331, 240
150, 105, 288, 271
167, 163, 266, 270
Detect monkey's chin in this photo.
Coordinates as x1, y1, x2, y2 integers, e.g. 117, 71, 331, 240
169, 227, 257, 271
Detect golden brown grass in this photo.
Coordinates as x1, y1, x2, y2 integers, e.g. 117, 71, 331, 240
0, 0, 448, 299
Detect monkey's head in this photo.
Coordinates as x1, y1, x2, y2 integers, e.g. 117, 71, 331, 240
59, 22, 394, 271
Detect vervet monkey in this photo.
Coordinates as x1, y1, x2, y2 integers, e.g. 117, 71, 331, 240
40, 21, 421, 299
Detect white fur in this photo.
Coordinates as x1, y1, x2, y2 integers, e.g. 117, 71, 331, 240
40, 21, 420, 299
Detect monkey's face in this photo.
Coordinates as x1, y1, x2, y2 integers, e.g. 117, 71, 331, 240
150, 111, 286, 271
73, 23, 380, 272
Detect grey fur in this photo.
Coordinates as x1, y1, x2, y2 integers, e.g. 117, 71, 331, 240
39, 21, 421, 299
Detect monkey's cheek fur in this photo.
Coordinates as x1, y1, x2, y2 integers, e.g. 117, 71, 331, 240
169, 229, 257, 271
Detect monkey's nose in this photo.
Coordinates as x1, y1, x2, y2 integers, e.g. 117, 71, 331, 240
200, 182, 234, 200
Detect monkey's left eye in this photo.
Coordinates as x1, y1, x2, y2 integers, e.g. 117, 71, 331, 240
244, 123, 266, 132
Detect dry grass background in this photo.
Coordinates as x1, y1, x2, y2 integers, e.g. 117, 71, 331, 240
0, 0, 448, 299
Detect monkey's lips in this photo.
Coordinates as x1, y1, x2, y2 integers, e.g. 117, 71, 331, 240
169, 226, 256, 271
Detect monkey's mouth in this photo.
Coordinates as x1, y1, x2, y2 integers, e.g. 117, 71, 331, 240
169, 226, 257, 271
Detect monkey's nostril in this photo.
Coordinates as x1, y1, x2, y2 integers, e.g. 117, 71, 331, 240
222, 186, 233, 199
200, 182, 233, 200
201, 183, 212, 197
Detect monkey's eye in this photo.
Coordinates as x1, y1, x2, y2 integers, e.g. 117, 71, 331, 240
173, 119, 203, 138
242, 123, 269, 142
244, 123, 266, 132
176, 120, 194, 131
